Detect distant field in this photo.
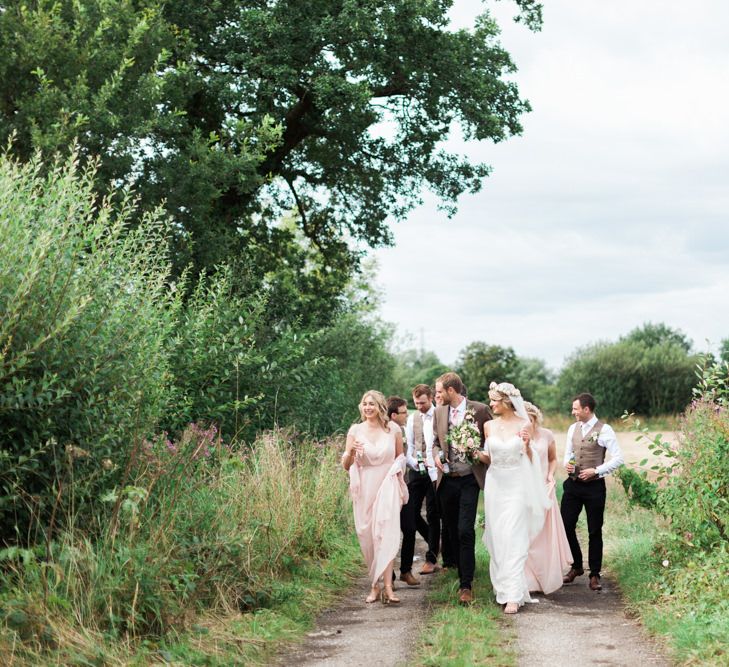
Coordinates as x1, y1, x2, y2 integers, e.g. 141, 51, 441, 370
543, 412, 680, 433
552, 429, 679, 473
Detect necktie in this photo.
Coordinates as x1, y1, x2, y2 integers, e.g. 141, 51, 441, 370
450, 408, 460, 427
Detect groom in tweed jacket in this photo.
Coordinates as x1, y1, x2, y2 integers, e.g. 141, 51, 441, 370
432, 372, 492, 605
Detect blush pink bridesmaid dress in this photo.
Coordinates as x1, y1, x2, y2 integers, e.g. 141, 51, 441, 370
524, 426, 573, 594
348, 423, 408, 585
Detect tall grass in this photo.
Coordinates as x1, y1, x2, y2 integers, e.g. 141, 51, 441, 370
0, 428, 354, 665
606, 485, 729, 665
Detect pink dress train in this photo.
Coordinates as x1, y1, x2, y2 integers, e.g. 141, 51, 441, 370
524, 427, 573, 594
348, 424, 408, 585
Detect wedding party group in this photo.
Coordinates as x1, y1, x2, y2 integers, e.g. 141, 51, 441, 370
341, 372, 624, 613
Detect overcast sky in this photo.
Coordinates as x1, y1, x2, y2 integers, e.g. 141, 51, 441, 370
372, 0, 729, 370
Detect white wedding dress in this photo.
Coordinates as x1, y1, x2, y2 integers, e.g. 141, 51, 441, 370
483, 434, 549, 606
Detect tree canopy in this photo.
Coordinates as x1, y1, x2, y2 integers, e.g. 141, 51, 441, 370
0, 0, 542, 314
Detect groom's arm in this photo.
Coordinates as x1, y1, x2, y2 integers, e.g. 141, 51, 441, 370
595, 424, 624, 477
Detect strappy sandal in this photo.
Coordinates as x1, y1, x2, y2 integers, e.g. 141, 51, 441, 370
365, 585, 380, 603
381, 586, 400, 605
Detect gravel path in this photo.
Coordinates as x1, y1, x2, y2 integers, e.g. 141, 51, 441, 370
512, 571, 671, 666
275, 537, 435, 667
276, 432, 677, 666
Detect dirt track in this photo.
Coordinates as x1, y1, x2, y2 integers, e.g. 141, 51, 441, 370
275, 538, 435, 667
275, 431, 677, 667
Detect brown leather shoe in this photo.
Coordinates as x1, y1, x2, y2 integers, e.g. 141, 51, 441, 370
589, 575, 602, 591
419, 562, 439, 575
563, 567, 584, 583
400, 571, 420, 586
458, 588, 474, 605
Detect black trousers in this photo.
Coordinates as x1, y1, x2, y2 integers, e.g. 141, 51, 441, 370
400, 474, 440, 573
437, 474, 480, 589
560, 477, 606, 577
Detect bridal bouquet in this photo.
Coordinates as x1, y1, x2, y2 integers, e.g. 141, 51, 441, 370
447, 408, 482, 463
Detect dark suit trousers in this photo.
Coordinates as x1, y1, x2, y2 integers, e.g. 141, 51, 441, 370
400, 474, 439, 573
438, 473, 480, 589
560, 477, 606, 577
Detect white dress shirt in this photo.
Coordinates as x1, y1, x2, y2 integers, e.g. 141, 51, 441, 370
406, 405, 437, 481
563, 415, 624, 477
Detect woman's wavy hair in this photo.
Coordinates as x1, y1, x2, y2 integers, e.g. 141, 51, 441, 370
523, 400, 544, 426
358, 390, 390, 431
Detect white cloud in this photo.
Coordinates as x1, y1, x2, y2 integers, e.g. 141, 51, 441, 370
373, 1, 729, 370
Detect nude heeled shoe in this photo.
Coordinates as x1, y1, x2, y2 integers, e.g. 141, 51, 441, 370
504, 602, 519, 614
365, 585, 380, 603
381, 586, 400, 605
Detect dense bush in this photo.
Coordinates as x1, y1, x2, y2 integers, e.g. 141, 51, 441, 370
556, 324, 700, 418
0, 429, 352, 659
614, 361, 729, 663
659, 399, 728, 549
0, 152, 397, 546
619, 359, 728, 557
0, 153, 178, 543
167, 269, 395, 439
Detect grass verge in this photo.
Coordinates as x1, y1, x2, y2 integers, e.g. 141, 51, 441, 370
605, 483, 729, 666
412, 507, 515, 667
0, 429, 361, 666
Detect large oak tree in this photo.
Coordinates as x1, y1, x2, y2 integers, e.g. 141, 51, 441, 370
1, 0, 541, 318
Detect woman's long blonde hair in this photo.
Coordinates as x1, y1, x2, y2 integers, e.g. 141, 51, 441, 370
358, 390, 390, 431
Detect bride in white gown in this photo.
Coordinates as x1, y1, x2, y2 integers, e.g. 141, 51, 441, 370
480, 382, 550, 614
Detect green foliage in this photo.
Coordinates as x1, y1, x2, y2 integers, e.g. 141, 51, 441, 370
456, 342, 520, 402
658, 399, 728, 549
607, 488, 729, 666
622, 321, 692, 352
390, 349, 449, 403
0, 429, 354, 662
611, 360, 729, 663
513, 356, 557, 408
166, 267, 395, 439
0, 0, 540, 290
615, 466, 658, 510
0, 151, 178, 543
556, 323, 699, 418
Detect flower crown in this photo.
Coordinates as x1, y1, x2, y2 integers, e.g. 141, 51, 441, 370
488, 381, 522, 398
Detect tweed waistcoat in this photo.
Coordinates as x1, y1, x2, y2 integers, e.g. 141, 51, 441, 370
572, 420, 606, 470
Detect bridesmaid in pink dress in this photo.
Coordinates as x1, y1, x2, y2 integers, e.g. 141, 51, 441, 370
523, 402, 573, 594
342, 390, 408, 604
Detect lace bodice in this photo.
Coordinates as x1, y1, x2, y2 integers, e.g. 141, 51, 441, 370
486, 435, 525, 469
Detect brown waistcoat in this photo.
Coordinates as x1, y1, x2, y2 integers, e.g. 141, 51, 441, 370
407, 412, 428, 483
572, 420, 606, 470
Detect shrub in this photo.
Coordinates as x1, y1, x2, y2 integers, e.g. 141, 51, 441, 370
615, 466, 657, 510
658, 399, 728, 549
556, 331, 699, 418
0, 428, 351, 652
0, 152, 178, 544
166, 270, 395, 440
